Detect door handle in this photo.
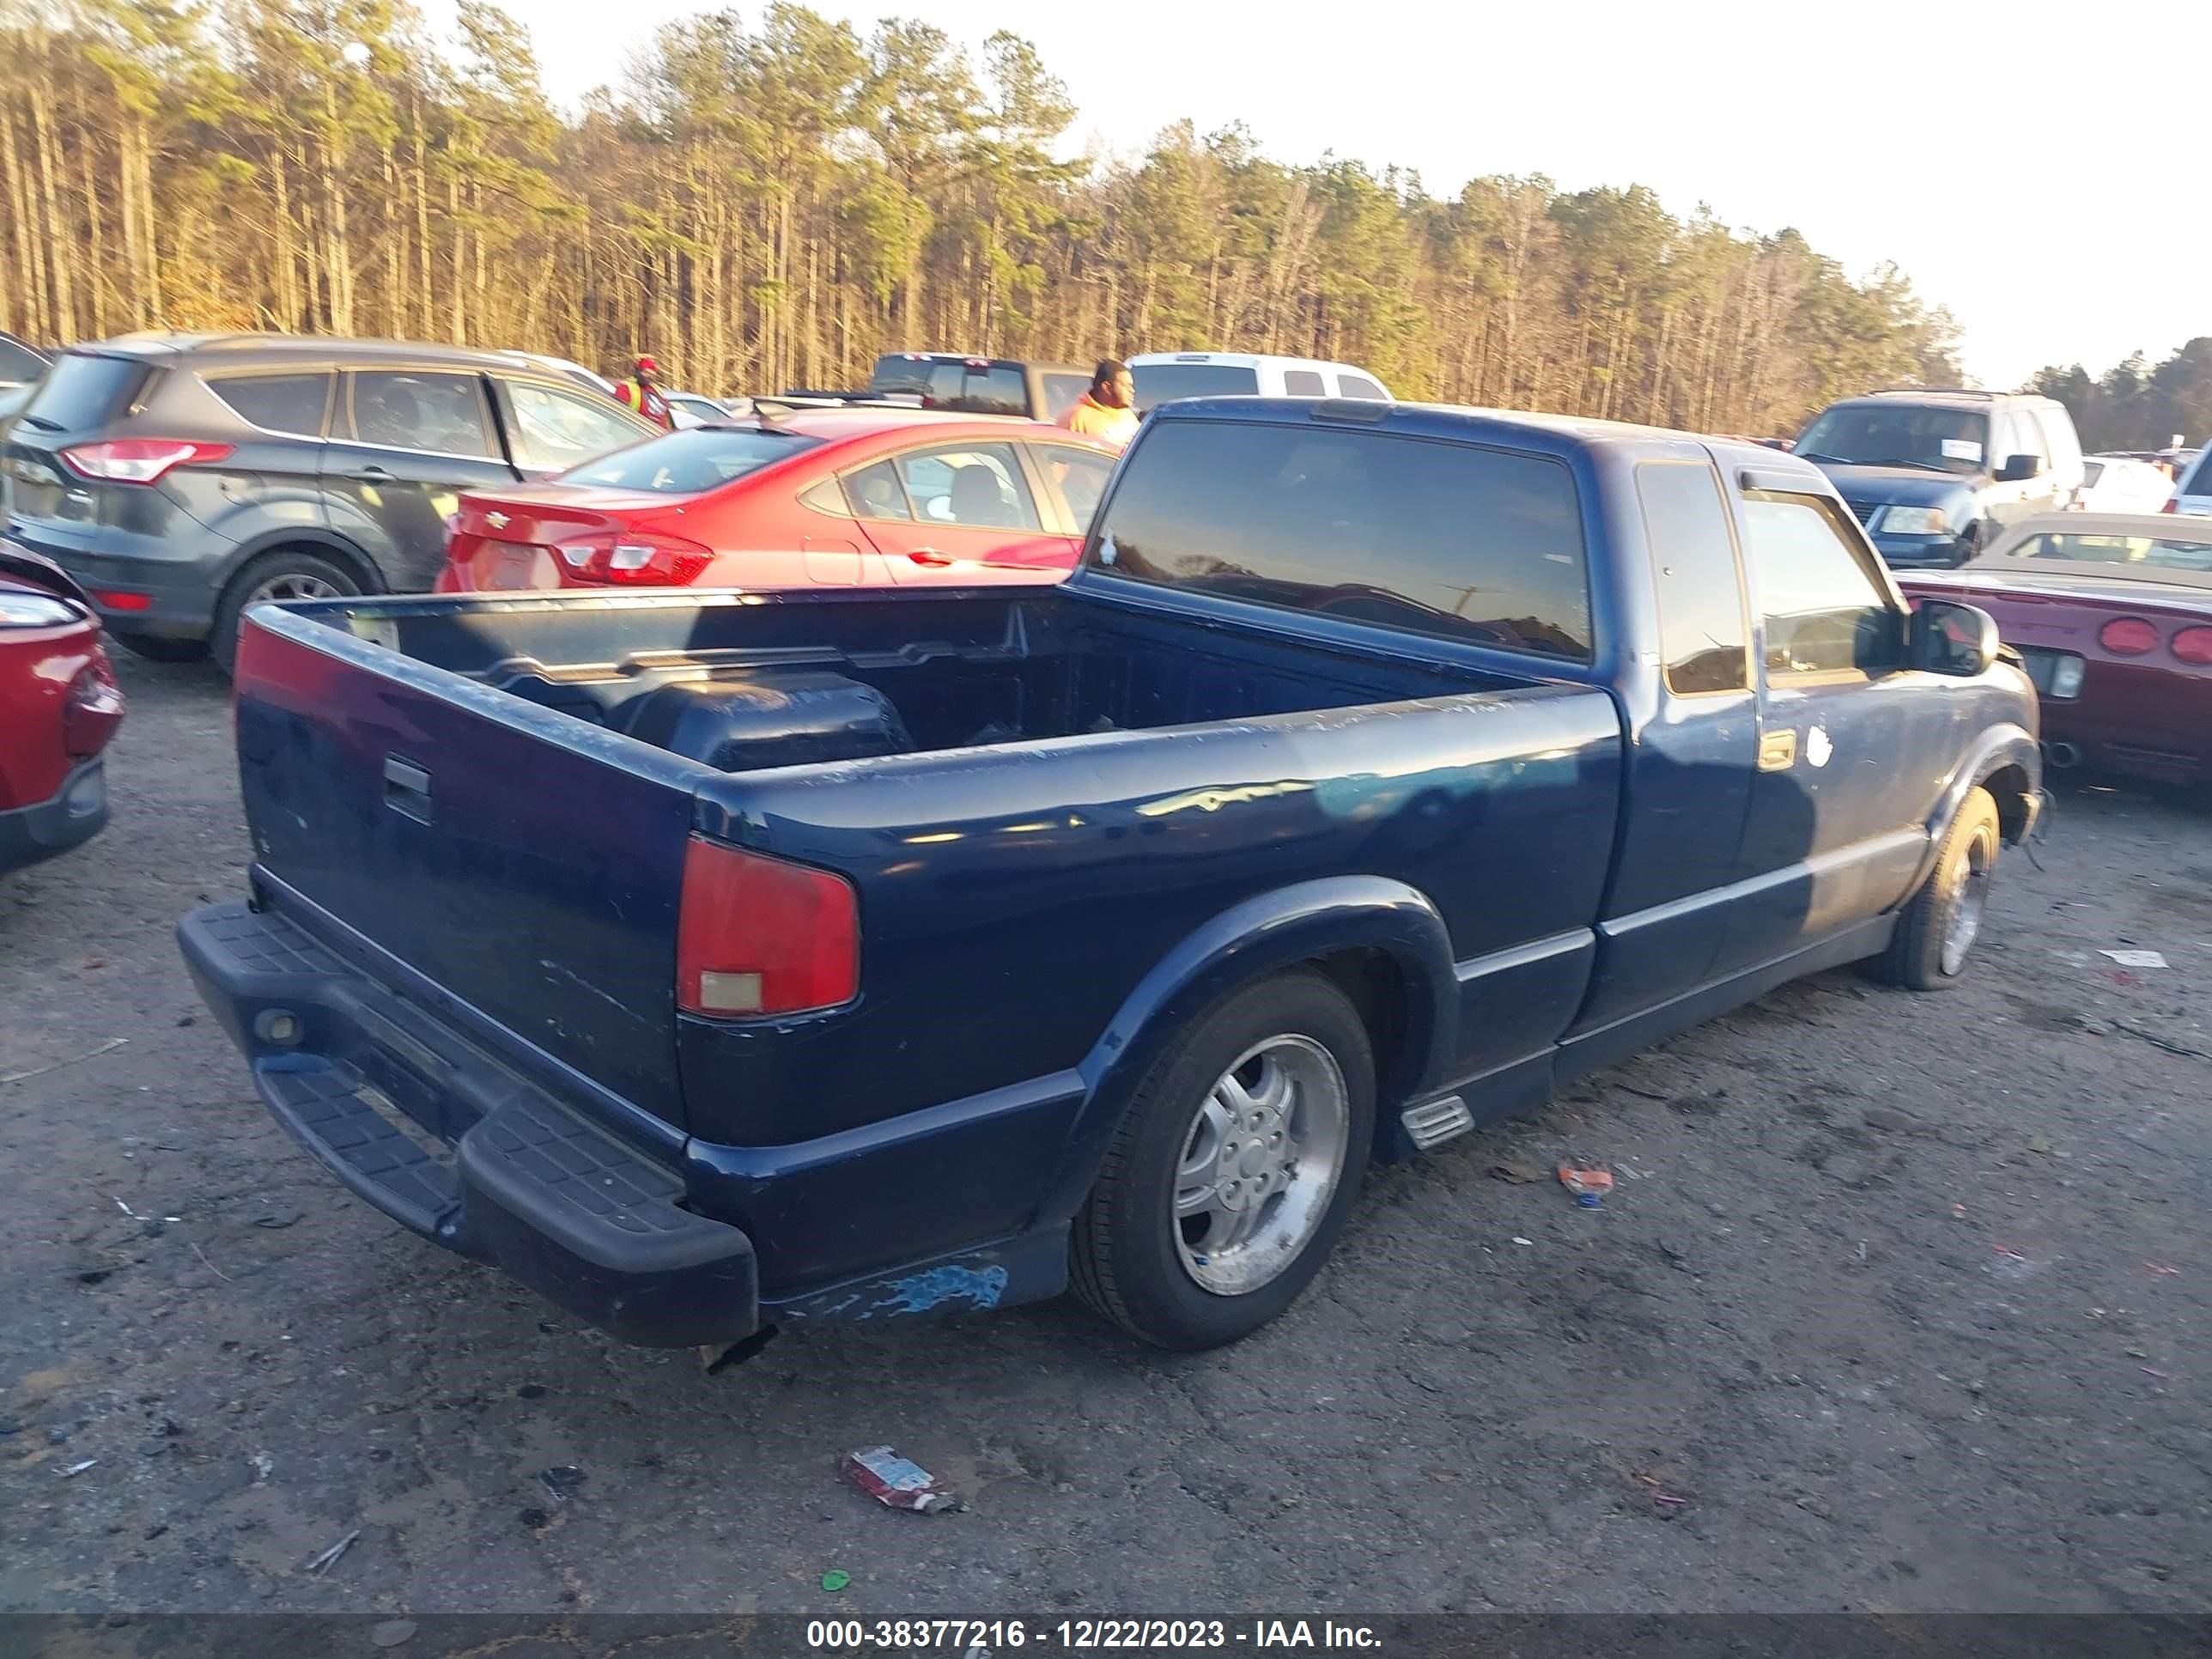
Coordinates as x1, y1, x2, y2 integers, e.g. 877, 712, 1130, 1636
1758, 729, 1797, 772
383, 757, 433, 823
349, 465, 396, 483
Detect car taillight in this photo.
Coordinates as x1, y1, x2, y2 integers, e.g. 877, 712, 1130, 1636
2099, 617, 2160, 656
58, 439, 235, 484
551, 530, 713, 585
88, 587, 154, 612
64, 654, 125, 757
2161, 498, 2179, 514
2172, 627, 2212, 665
677, 836, 858, 1017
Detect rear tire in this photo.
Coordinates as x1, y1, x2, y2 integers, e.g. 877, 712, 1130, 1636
1871, 786, 2001, 991
1071, 969, 1375, 1351
109, 632, 210, 664
211, 550, 362, 676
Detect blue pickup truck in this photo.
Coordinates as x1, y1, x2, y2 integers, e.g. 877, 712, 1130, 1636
180, 398, 2041, 1353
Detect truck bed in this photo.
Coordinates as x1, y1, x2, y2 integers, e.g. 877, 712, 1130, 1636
319, 586, 1512, 762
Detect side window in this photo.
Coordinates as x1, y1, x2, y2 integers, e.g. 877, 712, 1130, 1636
1337, 374, 1389, 400
1042, 374, 1090, 422
1036, 443, 1115, 526
895, 443, 1041, 531
1742, 489, 1899, 678
506, 380, 646, 471
347, 371, 493, 458
841, 459, 912, 521
1998, 410, 2048, 471
2033, 408, 2078, 474
799, 477, 848, 515
208, 373, 331, 436
1282, 369, 1327, 397
1637, 461, 1748, 694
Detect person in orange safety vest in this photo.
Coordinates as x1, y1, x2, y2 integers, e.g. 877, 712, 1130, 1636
1057, 358, 1139, 449
615, 356, 672, 428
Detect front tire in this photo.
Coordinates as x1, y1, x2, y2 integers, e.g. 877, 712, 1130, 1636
1071, 970, 1375, 1350
1873, 786, 2000, 990
211, 550, 362, 676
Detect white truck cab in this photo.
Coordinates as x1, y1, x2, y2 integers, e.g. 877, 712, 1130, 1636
1128, 352, 1392, 411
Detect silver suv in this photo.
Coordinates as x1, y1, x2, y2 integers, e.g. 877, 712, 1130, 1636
1, 334, 656, 671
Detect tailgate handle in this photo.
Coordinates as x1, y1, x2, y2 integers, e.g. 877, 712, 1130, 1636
383, 757, 433, 823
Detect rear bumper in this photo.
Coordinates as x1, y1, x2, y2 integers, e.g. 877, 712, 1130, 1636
7, 528, 228, 638
0, 758, 109, 872
179, 898, 761, 1348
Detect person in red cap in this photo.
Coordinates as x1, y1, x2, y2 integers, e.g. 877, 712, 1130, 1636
615, 356, 672, 428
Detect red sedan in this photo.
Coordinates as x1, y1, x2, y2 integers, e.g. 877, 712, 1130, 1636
0, 541, 125, 874
437, 408, 1119, 594
1897, 512, 2212, 785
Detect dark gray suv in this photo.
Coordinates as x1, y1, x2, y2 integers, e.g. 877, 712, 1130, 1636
0, 335, 657, 670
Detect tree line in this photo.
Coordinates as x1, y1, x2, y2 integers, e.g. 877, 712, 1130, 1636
2029, 340, 2212, 455
2, 0, 1962, 434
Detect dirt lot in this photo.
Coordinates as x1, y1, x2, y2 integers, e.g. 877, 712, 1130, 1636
3, 652, 2209, 1617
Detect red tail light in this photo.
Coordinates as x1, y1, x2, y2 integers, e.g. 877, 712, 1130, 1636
64, 654, 125, 757
551, 530, 713, 585
2172, 627, 2212, 665
2161, 498, 2179, 514
88, 587, 155, 612
677, 836, 858, 1017
59, 439, 235, 484
2099, 617, 2160, 656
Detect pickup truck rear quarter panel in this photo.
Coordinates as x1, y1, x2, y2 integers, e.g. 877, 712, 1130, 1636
685, 682, 1622, 1287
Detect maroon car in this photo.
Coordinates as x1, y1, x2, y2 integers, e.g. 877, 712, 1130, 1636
1897, 513, 2212, 785
0, 539, 125, 872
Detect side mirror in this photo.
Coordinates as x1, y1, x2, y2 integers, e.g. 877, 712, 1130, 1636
1995, 453, 2044, 483
1911, 599, 1999, 678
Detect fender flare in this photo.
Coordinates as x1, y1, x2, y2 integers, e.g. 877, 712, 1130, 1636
1031, 875, 1457, 1229
1904, 722, 2039, 896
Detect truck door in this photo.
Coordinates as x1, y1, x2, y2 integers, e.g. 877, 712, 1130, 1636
1571, 454, 1759, 1031
1713, 477, 1957, 977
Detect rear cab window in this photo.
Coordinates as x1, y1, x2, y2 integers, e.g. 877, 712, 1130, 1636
1282, 370, 1327, 397
1337, 374, 1389, 400
920, 362, 1027, 416
21, 353, 153, 431
565, 427, 823, 494
1130, 362, 1261, 412
207, 373, 332, 436
1092, 418, 1590, 660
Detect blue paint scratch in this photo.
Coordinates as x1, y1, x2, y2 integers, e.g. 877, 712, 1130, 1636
870, 1264, 1009, 1317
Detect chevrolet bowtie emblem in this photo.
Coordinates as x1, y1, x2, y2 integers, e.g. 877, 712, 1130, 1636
486, 512, 509, 529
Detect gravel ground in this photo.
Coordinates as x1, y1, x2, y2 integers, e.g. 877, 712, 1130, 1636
3, 652, 2209, 1617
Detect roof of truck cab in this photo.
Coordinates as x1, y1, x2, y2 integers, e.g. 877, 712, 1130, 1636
1146, 395, 1832, 482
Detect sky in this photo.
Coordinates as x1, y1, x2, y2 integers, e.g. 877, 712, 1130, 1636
458, 0, 2205, 392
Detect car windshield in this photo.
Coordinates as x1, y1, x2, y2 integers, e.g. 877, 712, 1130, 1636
1794, 405, 1990, 475
2004, 531, 2212, 574
1130, 363, 1261, 411
559, 427, 821, 494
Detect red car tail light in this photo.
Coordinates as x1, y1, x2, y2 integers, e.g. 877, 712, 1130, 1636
59, 439, 235, 484
88, 588, 155, 612
2160, 497, 2179, 514
64, 654, 126, 757
677, 836, 858, 1017
551, 530, 713, 585
2099, 617, 2160, 656
2172, 627, 2212, 665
